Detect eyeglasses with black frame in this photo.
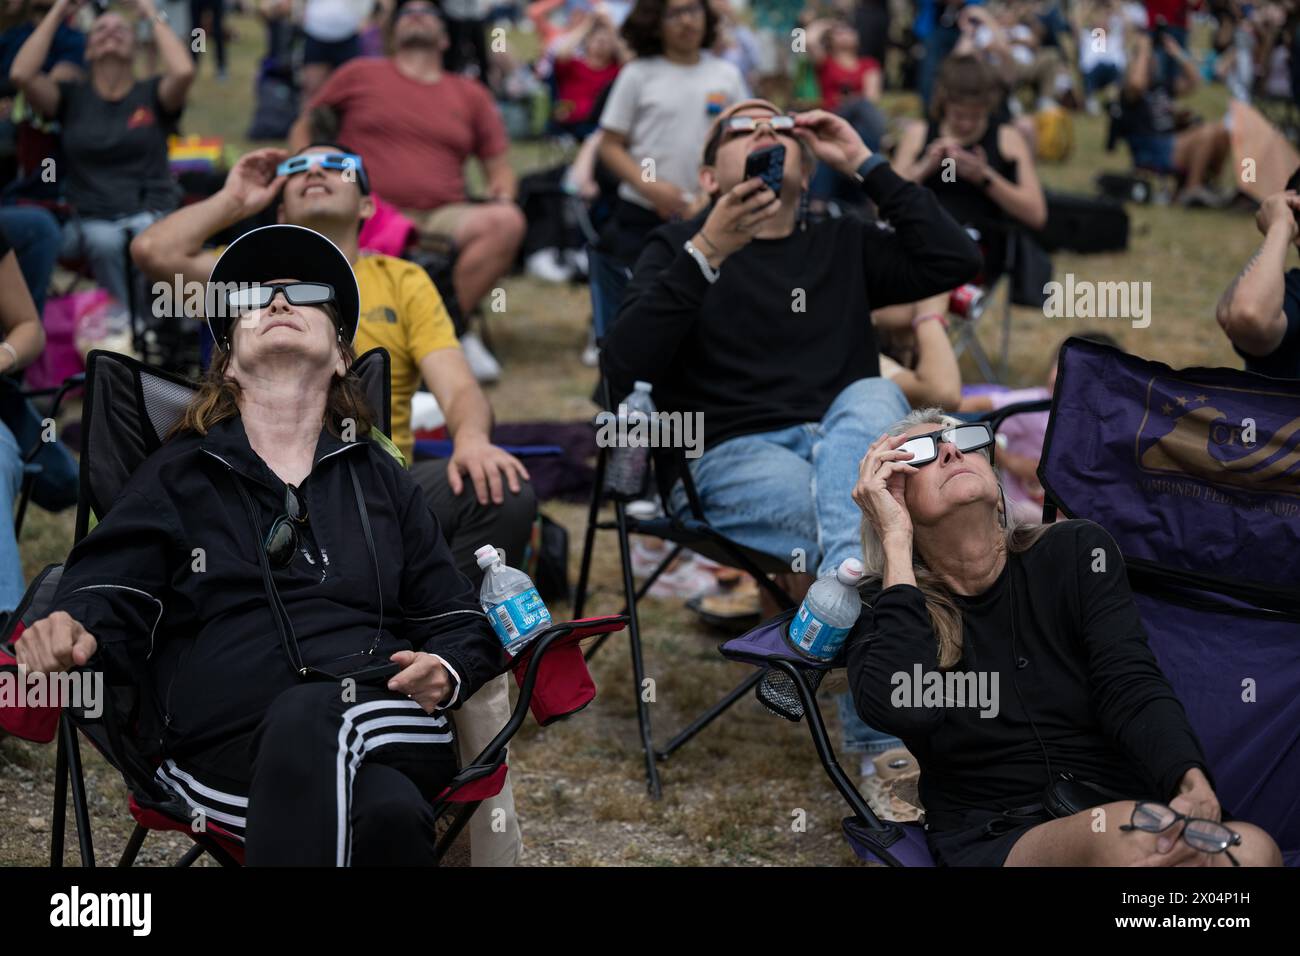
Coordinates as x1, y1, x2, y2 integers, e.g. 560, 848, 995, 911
226, 282, 336, 314
897, 422, 994, 468
1120, 801, 1243, 865
265, 484, 308, 569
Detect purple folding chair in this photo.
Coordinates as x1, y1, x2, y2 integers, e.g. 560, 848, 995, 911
1040, 337, 1300, 866
720, 612, 933, 867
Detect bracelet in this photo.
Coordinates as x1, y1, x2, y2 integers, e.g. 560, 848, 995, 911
683, 239, 720, 284
911, 313, 948, 331
0, 341, 18, 367
695, 230, 720, 256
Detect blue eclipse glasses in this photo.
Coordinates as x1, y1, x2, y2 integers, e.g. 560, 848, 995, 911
276, 152, 371, 194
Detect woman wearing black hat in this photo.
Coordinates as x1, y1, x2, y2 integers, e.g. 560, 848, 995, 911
17, 224, 505, 866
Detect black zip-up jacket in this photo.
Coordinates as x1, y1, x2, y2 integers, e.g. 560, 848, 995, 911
603, 163, 984, 461
50, 415, 505, 761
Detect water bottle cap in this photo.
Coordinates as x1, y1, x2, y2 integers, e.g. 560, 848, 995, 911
633, 380, 653, 392
836, 558, 864, 585
474, 545, 501, 569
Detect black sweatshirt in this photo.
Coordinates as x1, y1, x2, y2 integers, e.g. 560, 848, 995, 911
846, 520, 1212, 832
50, 416, 506, 762
603, 164, 983, 455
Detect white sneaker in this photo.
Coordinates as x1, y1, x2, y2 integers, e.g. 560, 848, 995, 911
525, 248, 573, 284
460, 331, 501, 384
581, 327, 600, 367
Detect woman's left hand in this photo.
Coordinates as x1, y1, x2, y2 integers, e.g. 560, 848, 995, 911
447, 438, 530, 506
1171, 768, 1221, 824
387, 650, 454, 713
951, 144, 990, 184
792, 109, 872, 176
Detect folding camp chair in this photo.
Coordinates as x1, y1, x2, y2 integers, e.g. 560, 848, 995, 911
949, 227, 1019, 385
574, 368, 797, 800
0, 347, 627, 866
715, 398, 1052, 866
1037, 337, 1300, 865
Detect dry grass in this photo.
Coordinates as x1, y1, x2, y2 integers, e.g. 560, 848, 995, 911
0, 13, 1263, 866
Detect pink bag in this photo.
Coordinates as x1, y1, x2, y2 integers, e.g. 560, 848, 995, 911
358, 193, 417, 257
26, 288, 112, 390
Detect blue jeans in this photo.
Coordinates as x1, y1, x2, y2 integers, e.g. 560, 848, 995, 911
60, 211, 160, 315
1082, 62, 1122, 96
0, 204, 61, 317
0, 420, 27, 612
668, 376, 910, 756
588, 245, 633, 342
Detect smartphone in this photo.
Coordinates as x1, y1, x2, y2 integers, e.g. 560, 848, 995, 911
744, 144, 785, 199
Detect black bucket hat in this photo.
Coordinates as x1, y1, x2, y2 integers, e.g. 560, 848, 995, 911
206, 224, 360, 349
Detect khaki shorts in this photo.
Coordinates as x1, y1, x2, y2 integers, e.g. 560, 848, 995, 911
399, 203, 483, 242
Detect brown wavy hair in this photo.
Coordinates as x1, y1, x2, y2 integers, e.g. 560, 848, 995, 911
621, 0, 718, 58
174, 302, 374, 440
929, 53, 1003, 123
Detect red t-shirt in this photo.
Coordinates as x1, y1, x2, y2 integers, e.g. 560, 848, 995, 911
1145, 0, 1188, 30
307, 58, 510, 211
817, 56, 880, 112
554, 57, 620, 125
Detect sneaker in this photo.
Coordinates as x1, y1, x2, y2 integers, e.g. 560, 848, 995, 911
566, 247, 589, 279
460, 331, 501, 383
581, 326, 600, 368
1178, 185, 1229, 209
646, 555, 721, 599
525, 248, 573, 284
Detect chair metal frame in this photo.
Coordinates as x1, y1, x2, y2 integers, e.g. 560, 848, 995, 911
573, 373, 796, 799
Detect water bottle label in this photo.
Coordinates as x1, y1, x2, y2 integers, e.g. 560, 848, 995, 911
787, 606, 849, 661
488, 587, 552, 654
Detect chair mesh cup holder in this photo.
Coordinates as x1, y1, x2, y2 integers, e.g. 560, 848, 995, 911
758, 667, 827, 722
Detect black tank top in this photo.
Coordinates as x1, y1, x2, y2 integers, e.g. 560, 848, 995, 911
921, 119, 1019, 280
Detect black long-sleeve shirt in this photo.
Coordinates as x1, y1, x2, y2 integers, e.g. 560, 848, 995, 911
603, 164, 983, 455
846, 520, 1212, 832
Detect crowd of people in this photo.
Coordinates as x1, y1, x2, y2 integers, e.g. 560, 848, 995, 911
0, 0, 1295, 868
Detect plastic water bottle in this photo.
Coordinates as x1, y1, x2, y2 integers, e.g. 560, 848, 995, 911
604, 381, 655, 499
787, 559, 864, 661
475, 545, 553, 656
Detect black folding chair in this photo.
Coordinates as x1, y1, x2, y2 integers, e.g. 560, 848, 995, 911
0, 347, 627, 866
573, 369, 797, 799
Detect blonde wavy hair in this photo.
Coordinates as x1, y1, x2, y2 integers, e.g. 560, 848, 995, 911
858, 407, 1050, 668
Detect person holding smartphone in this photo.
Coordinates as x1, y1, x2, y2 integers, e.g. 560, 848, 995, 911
604, 98, 983, 778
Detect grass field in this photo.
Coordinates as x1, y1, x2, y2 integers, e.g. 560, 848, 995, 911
0, 12, 1268, 866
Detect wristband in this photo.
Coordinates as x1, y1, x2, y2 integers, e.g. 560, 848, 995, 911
911, 313, 948, 331
0, 342, 18, 367
852, 153, 889, 184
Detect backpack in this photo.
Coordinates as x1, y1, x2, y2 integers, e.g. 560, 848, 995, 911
1035, 105, 1074, 163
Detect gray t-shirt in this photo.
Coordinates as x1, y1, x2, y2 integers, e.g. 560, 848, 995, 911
598, 54, 747, 210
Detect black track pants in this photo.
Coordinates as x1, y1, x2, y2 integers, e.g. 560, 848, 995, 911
157, 682, 459, 866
